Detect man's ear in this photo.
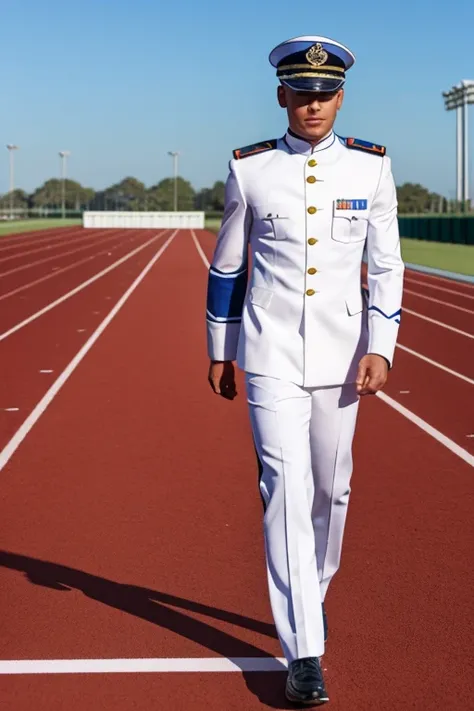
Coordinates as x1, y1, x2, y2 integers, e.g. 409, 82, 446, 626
336, 88, 344, 110
277, 84, 287, 108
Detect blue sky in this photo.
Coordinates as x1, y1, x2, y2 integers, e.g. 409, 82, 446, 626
1, 0, 473, 198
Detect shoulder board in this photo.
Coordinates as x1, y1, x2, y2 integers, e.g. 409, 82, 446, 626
345, 137, 386, 157
233, 139, 277, 160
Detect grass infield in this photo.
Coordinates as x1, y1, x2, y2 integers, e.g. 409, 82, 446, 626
399, 238, 473, 277
0, 219, 82, 237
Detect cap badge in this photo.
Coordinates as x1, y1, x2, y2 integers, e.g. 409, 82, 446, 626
306, 43, 328, 67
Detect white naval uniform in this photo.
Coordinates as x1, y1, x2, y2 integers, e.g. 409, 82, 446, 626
206, 130, 404, 662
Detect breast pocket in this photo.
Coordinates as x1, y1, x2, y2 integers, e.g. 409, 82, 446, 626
331, 205, 369, 244
252, 204, 290, 241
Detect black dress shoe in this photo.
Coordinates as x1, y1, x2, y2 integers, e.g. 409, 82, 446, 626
322, 602, 328, 642
285, 656, 329, 706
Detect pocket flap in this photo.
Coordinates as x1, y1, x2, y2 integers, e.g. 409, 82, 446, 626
345, 290, 364, 315
252, 204, 289, 220
250, 286, 273, 309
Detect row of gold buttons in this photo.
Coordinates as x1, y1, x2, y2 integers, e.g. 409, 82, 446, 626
306, 158, 318, 296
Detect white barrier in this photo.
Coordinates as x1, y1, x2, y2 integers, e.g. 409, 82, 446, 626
82, 211, 205, 229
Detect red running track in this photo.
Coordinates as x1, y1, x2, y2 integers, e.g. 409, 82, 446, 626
1, 227, 473, 710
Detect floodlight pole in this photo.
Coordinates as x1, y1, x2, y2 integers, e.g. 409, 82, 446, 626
59, 150, 71, 219
168, 151, 180, 211
456, 104, 463, 201
463, 94, 469, 203
6, 144, 19, 219
443, 80, 474, 206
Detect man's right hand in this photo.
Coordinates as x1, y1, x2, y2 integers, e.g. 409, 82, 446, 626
208, 360, 237, 400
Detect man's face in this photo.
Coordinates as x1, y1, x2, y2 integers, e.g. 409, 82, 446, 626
278, 85, 344, 143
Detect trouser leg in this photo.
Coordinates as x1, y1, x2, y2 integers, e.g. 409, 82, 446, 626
245, 373, 325, 662
308, 384, 360, 601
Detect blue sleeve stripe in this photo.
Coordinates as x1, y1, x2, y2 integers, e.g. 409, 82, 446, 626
206, 267, 247, 321
368, 305, 402, 321
209, 267, 247, 279
206, 310, 242, 323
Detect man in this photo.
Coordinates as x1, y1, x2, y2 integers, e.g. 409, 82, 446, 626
206, 35, 404, 706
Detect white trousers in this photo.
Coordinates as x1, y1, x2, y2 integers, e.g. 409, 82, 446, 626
245, 373, 360, 662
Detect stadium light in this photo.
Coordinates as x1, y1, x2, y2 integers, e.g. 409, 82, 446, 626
168, 151, 180, 211
59, 150, 71, 219
6, 144, 19, 220
442, 80, 474, 205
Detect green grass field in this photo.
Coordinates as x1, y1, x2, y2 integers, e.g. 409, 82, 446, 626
204, 218, 222, 234
400, 238, 474, 276
0, 219, 82, 237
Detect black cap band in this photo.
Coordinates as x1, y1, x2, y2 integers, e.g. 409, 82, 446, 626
280, 76, 345, 93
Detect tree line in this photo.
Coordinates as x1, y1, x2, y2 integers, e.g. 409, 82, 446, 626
0, 176, 470, 215
0, 177, 225, 214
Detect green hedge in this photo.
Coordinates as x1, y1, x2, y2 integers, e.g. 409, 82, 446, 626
398, 216, 474, 245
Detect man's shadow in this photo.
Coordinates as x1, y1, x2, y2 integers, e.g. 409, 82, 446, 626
1, 550, 294, 709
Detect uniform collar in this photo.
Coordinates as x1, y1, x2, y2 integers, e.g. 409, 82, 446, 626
284, 128, 336, 156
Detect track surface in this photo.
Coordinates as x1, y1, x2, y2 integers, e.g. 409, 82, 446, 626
1, 227, 473, 710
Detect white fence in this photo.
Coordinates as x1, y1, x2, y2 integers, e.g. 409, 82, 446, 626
82, 211, 205, 229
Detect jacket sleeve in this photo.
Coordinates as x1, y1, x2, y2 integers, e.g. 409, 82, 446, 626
206, 159, 252, 361
366, 155, 405, 367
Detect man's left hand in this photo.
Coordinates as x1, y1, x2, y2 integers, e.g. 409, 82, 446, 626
356, 354, 389, 396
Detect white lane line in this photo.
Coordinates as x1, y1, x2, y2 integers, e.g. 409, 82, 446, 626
376, 392, 474, 467
406, 267, 474, 290
404, 307, 474, 339
361, 280, 473, 337
0, 228, 112, 265
191, 230, 211, 268
191, 230, 474, 465
0, 231, 177, 473
0, 657, 287, 675
0, 226, 84, 251
0, 231, 144, 303
0, 230, 168, 343
396, 343, 474, 385
404, 288, 474, 314
404, 276, 474, 300
0, 229, 126, 277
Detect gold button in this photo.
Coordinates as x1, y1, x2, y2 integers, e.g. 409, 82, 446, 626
308, 159, 317, 167
307, 267, 317, 275
306, 289, 316, 296
308, 238, 318, 245
306, 176, 316, 184
307, 206, 317, 214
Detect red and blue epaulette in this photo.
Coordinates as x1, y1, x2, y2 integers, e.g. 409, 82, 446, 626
233, 139, 277, 160
344, 137, 386, 156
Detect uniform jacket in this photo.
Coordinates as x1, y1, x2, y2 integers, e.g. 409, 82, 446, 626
206, 130, 405, 387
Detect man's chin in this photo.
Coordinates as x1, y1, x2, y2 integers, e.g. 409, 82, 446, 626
297, 123, 329, 142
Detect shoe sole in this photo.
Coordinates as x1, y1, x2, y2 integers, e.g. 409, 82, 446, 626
285, 686, 329, 706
